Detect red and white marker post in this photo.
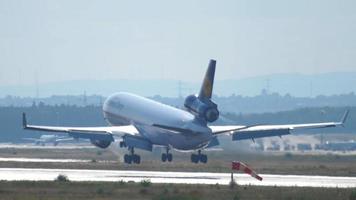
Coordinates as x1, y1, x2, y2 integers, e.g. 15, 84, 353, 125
232, 161, 263, 181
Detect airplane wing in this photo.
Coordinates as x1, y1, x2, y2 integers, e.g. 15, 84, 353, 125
210, 110, 349, 141
22, 113, 138, 141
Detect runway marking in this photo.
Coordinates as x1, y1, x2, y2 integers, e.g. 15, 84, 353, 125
107, 175, 219, 180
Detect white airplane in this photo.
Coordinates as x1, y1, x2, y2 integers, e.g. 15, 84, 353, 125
23, 134, 73, 146
22, 60, 349, 164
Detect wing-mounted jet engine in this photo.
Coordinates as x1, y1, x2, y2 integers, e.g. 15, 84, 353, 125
90, 139, 111, 149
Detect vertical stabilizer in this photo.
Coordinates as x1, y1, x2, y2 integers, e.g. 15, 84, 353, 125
198, 59, 216, 100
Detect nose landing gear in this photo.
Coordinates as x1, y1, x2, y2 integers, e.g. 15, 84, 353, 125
191, 150, 208, 164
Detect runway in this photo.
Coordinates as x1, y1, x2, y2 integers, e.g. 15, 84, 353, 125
0, 143, 94, 149
0, 168, 355, 188
0, 157, 92, 163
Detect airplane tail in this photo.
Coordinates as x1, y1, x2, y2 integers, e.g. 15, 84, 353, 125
198, 59, 216, 100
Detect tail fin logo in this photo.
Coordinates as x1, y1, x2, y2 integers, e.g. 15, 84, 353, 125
198, 59, 216, 100
202, 77, 212, 98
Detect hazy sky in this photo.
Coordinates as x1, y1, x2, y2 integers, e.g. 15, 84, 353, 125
0, 0, 355, 86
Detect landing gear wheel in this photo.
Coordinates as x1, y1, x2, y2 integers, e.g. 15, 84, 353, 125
132, 154, 141, 164
161, 153, 167, 162
167, 153, 173, 162
124, 154, 132, 164
191, 154, 199, 164
119, 141, 126, 148
200, 154, 208, 163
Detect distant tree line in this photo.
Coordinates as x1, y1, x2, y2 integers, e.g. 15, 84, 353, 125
1, 92, 356, 113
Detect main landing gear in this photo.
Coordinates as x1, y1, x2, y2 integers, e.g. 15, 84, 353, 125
161, 148, 173, 162
122, 144, 141, 164
119, 141, 126, 148
191, 150, 207, 164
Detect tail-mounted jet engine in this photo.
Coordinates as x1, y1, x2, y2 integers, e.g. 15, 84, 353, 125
184, 94, 219, 123
90, 139, 111, 149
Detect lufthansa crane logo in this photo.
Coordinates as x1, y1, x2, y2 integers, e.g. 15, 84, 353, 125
203, 78, 212, 97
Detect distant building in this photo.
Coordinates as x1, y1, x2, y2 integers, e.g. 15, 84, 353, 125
316, 141, 356, 151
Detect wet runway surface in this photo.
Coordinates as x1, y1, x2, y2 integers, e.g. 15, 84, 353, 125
0, 168, 355, 188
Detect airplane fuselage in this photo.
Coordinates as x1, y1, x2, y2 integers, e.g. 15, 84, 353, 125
103, 92, 212, 151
